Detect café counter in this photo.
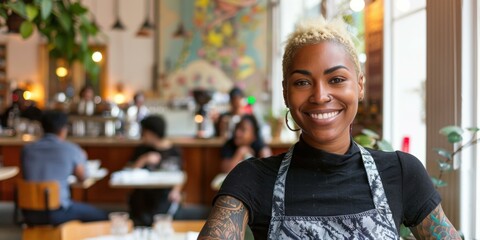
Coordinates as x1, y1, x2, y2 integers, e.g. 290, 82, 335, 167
0, 135, 293, 205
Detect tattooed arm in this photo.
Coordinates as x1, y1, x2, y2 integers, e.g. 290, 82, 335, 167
199, 195, 249, 240
410, 204, 461, 240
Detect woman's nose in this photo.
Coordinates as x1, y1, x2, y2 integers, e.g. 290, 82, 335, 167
309, 84, 332, 104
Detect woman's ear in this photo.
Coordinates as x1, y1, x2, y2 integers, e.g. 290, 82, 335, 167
282, 80, 289, 108
358, 73, 365, 101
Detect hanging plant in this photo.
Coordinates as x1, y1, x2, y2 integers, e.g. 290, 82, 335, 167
0, 0, 101, 79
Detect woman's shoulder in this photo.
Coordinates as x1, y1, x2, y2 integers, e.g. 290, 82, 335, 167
367, 148, 427, 175
231, 153, 285, 175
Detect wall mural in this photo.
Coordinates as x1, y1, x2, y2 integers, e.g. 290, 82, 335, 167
158, 0, 268, 100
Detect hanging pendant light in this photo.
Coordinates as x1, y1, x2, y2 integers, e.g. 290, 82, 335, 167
136, 0, 155, 37
111, 0, 125, 30
172, 0, 189, 38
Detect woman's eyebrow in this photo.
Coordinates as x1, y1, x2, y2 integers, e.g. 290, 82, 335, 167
324, 65, 349, 75
290, 69, 312, 76
290, 65, 349, 77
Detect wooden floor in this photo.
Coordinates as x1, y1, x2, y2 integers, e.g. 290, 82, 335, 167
0, 202, 209, 240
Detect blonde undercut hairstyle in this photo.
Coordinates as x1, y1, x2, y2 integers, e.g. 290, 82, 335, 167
282, 17, 362, 81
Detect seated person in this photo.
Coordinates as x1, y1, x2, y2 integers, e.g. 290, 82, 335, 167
21, 110, 107, 225
1, 88, 42, 128
128, 115, 183, 226
221, 114, 272, 173
214, 87, 250, 138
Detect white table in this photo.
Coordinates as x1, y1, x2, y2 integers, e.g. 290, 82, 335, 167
109, 170, 186, 189
69, 168, 109, 188
0, 166, 19, 181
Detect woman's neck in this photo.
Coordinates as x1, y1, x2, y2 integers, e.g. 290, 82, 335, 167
300, 134, 351, 155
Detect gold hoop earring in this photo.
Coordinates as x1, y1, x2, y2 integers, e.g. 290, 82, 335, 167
285, 110, 301, 132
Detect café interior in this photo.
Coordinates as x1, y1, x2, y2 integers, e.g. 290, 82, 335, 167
0, 0, 478, 239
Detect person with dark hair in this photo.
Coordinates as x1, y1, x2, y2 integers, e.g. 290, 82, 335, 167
214, 87, 249, 138
220, 115, 272, 173
127, 115, 183, 226
1, 88, 42, 128
21, 110, 107, 225
76, 85, 96, 115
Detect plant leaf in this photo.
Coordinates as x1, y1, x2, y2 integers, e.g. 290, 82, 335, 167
439, 125, 464, 137
467, 127, 480, 132
0, 8, 8, 19
434, 148, 452, 160
377, 139, 394, 152
7, 1, 27, 19
447, 132, 463, 143
431, 177, 447, 187
354, 135, 375, 148
361, 129, 380, 139
437, 160, 452, 172
57, 12, 72, 31
70, 2, 88, 15
25, 4, 38, 21
40, 0, 53, 20
19, 21, 34, 39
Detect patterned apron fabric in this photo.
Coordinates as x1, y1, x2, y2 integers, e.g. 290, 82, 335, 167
267, 143, 399, 240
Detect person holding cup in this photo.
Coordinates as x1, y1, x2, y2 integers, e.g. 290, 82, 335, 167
128, 115, 183, 226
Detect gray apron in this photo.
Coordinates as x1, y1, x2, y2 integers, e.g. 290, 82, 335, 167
267, 143, 399, 239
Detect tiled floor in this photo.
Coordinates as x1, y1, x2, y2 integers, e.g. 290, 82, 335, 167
0, 202, 209, 240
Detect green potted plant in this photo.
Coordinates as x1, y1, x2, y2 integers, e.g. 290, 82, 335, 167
0, 0, 100, 78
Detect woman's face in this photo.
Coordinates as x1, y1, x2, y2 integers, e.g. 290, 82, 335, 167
141, 129, 159, 145
283, 41, 364, 149
234, 120, 256, 146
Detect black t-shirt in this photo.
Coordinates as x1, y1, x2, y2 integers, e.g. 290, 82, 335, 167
216, 138, 441, 239
220, 138, 266, 159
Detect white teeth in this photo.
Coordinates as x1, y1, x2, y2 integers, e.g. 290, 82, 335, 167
310, 111, 339, 120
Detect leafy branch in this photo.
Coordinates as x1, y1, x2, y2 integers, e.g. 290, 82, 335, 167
0, 0, 100, 78
431, 126, 480, 188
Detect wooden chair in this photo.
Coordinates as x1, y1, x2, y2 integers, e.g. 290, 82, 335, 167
14, 179, 62, 240
60, 220, 133, 240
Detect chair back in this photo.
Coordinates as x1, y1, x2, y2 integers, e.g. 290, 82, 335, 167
17, 179, 61, 211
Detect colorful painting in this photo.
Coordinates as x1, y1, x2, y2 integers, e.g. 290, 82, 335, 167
158, 0, 268, 100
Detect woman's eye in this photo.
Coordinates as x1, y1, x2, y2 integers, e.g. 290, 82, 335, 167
329, 77, 345, 84
293, 79, 310, 86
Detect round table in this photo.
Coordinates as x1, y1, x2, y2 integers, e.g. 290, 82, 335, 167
0, 166, 19, 181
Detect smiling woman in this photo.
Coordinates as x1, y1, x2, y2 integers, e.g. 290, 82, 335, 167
199, 17, 461, 240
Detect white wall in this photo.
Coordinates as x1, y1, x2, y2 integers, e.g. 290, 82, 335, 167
0, 0, 155, 105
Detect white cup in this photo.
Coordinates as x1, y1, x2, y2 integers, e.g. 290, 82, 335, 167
153, 213, 174, 238
109, 212, 129, 235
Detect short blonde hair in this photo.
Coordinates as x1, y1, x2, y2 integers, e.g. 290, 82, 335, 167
282, 17, 361, 81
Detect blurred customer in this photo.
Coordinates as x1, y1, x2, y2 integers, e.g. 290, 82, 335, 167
21, 110, 107, 225
124, 91, 150, 138
75, 85, 96, 116
128, 115, 183, 226
214, 87, 249, 138
131, 91, 149, 122
221, 114, 272, 173
1, 88, 42, 128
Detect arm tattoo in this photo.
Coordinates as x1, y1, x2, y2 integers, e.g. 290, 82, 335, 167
410, 204, 461, 240
198, 195, 249, 240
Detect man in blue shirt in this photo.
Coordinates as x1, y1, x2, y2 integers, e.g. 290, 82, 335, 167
21, 110, 107, 225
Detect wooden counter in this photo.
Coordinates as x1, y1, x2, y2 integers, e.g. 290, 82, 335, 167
0, 135, 293, 205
